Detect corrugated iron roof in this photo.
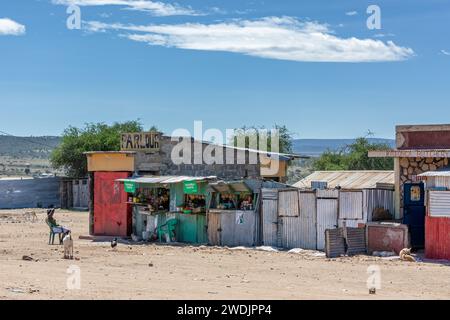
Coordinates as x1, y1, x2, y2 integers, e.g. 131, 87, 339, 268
116, 175, 217, 184
418, 169, 450, 178
294, 171, 394, 190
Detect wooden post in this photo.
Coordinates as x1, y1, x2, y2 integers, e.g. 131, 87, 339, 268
88, 172, 95, 235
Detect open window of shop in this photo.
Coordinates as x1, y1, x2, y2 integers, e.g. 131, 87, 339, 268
208, 181, 259, 211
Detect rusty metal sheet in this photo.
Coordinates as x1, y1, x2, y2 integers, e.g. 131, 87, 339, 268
345, 228, 367, 256
325, 228, 346, 258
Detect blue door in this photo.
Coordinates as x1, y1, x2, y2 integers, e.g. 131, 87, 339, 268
403, 183, 425, 249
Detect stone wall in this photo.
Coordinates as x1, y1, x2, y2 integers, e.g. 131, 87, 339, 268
399, 157, 449, 212
134, 136, 261, 180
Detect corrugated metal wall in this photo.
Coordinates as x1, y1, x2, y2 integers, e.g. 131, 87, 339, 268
262, 189, 279, 247
429, 191, 450, 217
278, 190, 300, 217
208, 210, 258, 247
234, 210, 258, 247
363, 189, 395, 222
72, 179, 89, 208
316, 198, 338, 250
316, 189, 339, 199
0, 177, 60, 209
339, 191, 363, 220
207, 212, 221, 246
280, 191, 317, 249
261, 188, 394, 251
425, 216, 450, 260
424, 176, 450, 189
94, 172, 131, 237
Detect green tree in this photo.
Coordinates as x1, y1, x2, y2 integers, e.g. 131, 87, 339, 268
231, 124, 294, 154
50, 120, 144, 177
313, 136, 393, 171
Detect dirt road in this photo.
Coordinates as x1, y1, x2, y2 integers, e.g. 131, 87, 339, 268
0, 209, 449, 300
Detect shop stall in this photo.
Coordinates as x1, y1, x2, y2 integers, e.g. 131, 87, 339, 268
116, 176, 216, 243
207, 180, 261, 247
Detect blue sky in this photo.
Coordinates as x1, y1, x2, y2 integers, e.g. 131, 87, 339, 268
0, 0, 450, 139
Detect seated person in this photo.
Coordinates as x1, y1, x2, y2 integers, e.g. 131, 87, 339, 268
46, 207, 71, 234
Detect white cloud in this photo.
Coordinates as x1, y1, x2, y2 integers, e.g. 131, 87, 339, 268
373, 33, 395, 38
52, 0, 199, 16
346, 11, 358, 16
441, 49, 450, 56
0, 18, 26, 36
85, 17, 414, 63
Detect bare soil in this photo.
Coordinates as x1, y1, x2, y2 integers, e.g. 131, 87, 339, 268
0, 209, 449, 300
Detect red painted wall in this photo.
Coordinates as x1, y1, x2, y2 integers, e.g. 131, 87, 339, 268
399, 131, 450, 149
94, 172, 131, 237
426, 216, 450, 260
367, 223, 409, 255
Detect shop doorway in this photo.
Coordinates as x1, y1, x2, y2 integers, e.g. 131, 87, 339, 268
403, 182, 426, 250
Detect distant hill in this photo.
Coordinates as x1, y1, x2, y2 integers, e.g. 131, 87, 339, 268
0, 135, 395, 159
292, 138, 395, 157
0, 135, 61, 158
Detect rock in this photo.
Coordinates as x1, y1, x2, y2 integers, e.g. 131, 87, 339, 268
22, 256, 34, 262
426, 158, 434, 164
430, 164, 437, 171
400, 158, 410, 168
445, 158, 449, 166
422, 164, 429, 171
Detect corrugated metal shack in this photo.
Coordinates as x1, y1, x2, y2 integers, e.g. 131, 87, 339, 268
207, 179, 286, 247
262, 171, 395, 251
417, 170, 450, 260
116, 176, 216, 244
60, 178, 89, 210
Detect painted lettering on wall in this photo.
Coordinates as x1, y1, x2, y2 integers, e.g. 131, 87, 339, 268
121, 132, 161, 152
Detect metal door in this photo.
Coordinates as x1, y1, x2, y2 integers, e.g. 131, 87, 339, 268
262, 199, 278, 247
403, 183, 426, 249
317, 198, 338, 250
207, 212, 221, 246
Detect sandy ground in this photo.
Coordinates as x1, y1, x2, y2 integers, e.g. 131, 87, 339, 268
0, 209, 449, 300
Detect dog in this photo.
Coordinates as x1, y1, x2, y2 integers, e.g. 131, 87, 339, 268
400, 248, 416, 262
24, 211, 38, 223
63, 232, 74, 260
